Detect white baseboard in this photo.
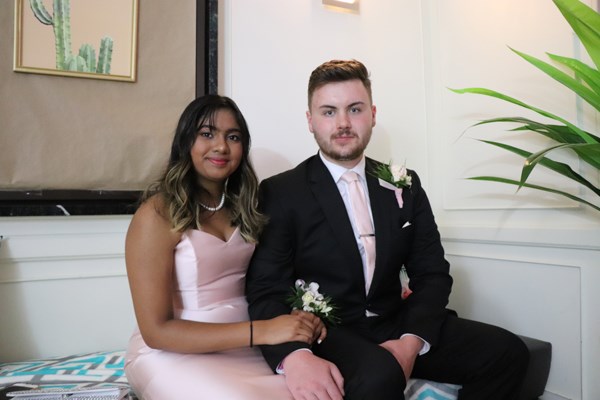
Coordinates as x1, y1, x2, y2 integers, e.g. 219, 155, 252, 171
540, 391, 571, 400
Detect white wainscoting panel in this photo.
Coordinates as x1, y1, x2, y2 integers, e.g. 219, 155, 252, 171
0, 216, 135, 362
446, 252, 581, 398
441, 225, 600, 400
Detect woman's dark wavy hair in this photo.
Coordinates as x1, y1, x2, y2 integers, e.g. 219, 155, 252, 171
143, 95, 267, 242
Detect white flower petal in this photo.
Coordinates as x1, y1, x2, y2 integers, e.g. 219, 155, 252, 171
391, 165, 402, 181
302, 292, 314, 304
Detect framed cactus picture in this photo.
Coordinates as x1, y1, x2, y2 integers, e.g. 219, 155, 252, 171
13, 0, 138, 82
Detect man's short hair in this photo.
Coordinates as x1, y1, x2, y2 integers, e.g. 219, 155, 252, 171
307, 59, 372, 108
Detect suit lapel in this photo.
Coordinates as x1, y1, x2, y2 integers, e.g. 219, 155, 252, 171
307, 156, 365, 274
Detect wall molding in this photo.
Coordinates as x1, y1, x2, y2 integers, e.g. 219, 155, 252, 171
0, 254, 126, 284
440, 225, 600, 251
444, 246, 585, 270
0, 271, 127, 285
0, 226, 127, 283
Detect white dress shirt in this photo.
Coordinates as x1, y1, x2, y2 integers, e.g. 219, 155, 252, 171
320, 153, 373, 289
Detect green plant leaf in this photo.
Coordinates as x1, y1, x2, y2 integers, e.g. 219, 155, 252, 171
510, 47, 600, 113
474, 118, 600, 168
553, 0, 600, 70
474, 117, 600, 143
514, 123, 600, 169
479, 139, 600, 195
513, 122, 600, 143
522, 143, 600, 193
468, 176, 600, 212
548, 53, 600, 96
531, 143, 600, 169
525, 142, 600, 170
450, 87, 597, 144
574, 143, 600, 168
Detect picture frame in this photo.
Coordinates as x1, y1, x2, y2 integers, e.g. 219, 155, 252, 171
1, 0, 217, 217
13, 0, 139, 82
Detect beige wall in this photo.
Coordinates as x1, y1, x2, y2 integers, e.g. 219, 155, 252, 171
0, 0, 196, 190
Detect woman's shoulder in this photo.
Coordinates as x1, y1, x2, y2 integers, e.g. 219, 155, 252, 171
128, 194, 181, 244
134, 194, 167, 221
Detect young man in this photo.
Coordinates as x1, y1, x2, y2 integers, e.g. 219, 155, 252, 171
246, 59, 529, 400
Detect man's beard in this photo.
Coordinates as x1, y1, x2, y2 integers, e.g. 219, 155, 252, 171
316, 130, 371, 162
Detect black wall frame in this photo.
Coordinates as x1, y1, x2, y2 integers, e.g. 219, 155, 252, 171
0, 0, 218, 217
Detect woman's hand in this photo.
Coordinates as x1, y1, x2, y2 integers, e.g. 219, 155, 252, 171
292, 310, 327, 344
256, 312, 327, 345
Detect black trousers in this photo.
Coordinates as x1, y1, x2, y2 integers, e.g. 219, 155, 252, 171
313, 313, 529, 400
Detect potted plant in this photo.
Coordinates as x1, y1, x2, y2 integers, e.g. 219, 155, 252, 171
452, 0, 600, 212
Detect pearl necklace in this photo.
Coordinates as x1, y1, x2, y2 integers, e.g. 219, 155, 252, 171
199, 192, 225, 212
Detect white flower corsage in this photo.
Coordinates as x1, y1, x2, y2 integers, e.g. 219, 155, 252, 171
287, 279, 339, 325
372, 161, 412, 208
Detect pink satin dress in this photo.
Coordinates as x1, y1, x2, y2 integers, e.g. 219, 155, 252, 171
125, 228, 293, 400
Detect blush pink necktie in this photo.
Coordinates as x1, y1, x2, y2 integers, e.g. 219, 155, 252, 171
341, 171, 376, 293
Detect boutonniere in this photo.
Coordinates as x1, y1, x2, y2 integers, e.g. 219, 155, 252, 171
287, 279, 340, 325
400, 266, 413, 299
371, 161, 412, 208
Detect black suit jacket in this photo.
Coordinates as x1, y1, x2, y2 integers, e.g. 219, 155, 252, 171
246, 155, 452, 371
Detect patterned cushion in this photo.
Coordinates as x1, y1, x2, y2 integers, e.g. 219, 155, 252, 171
0, 351, 129, 389
0, 351, 460, 400
406, 379, 460, 400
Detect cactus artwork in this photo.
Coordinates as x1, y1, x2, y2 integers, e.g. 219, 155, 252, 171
28, 0, 114, 74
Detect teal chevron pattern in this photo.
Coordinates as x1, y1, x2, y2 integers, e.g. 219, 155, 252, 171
405, 378, 461, 400
0, 351, 129, 388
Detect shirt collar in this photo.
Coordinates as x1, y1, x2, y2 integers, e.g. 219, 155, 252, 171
318, 152, 367, 183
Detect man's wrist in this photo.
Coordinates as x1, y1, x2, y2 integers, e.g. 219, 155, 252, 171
276, 348, 313, 374
399, 333, 430, 355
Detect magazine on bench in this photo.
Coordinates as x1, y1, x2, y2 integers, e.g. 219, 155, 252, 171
6, 384, 130, 400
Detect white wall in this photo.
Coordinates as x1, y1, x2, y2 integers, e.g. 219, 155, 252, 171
1, 1, 599, 399
220, 0, 430, 181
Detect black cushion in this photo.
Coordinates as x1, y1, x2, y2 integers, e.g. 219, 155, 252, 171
518, 335, 552, 400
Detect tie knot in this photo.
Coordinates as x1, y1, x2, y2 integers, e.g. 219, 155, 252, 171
341, 171, 360, 183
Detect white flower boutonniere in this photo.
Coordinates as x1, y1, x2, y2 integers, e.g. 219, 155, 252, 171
287, 279, 339, 325
372, 161, 412, 208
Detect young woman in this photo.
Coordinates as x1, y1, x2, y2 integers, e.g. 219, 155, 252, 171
124, 95, 325, 400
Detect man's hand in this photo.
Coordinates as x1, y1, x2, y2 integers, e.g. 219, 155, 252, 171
379, 335, 424, 381
282, 350, 344, 400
